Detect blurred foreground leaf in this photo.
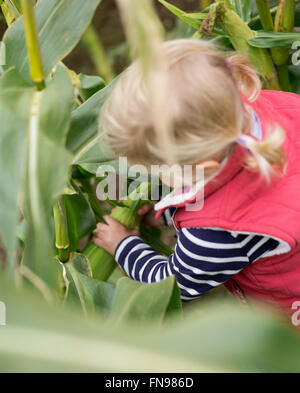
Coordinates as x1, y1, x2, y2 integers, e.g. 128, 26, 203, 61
0, 276, 299, 372
22, 65, 73, 288
0, 65, 73, 285
108, 276, 182, 325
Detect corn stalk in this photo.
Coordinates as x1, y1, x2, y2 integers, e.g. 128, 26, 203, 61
20, 0, 45, 90
81, 24, 115, 83
53, 198, 70, 263
256, 0, 296, 91
255, 0, 274, 31
272, 0, 296, 91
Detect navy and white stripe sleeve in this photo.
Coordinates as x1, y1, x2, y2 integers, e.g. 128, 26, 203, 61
114, 228, 279, 301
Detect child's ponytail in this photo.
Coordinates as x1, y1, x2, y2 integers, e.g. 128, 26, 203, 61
227, 54, 286, 181
238, 126, 286, 181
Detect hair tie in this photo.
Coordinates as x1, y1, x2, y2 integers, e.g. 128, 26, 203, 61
237, 135, 252, 155
225, 58, 232, 68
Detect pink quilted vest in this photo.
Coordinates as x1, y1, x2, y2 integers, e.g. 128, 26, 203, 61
156, 90, 300, 322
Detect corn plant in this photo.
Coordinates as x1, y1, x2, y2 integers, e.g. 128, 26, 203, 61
0, 0, 300, 372
0, 0, 180, 317
159, 0, 300, 92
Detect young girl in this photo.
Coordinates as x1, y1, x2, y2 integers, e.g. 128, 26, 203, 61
92, 39, 300, 324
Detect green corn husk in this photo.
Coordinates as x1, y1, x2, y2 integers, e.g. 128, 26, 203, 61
82, 240, 115, 282
83, 182, 151, 281
210, 2, 280, 90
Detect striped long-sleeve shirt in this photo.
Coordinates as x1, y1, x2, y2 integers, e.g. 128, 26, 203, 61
114, 227, 280, 301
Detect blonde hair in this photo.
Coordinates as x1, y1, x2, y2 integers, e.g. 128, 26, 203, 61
101, 39, 285, 180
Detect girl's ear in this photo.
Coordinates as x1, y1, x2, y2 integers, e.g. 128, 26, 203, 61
194, 160, 221, 182
196, 160, 221, 171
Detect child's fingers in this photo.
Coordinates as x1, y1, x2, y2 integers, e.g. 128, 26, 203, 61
94, 216, 117, 231
138, 204, 153, 216
138, 205, 151, 216
93, 222, 108, 239
92, 229, 102, 239
92, 235, 103, 248
93, 222, 106, 234
103, 215, 119, 225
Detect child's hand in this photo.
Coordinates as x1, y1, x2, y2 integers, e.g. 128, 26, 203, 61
92, 216, 139, 255
137, 204, 164, 227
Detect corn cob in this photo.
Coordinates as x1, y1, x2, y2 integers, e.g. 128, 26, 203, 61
83, 182, 151, 281
204, 2, 280, 90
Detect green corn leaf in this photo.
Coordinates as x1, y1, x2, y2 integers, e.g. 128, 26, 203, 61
77, 160, 121, 176
106, 266, 126, 286
158, 0, 206, 30
64, 253, 115, 316
158, 0, 226, 37
249, 31, 300, 48
232, 0, 252, 23
0, 69, 32, 268
78, 74, 106, 102
81, 24, 115, 84
3, 0, 102, 82
64, 185, 96, 252
104, 199, 129, 208
16, 218, 27, 245
1, 0, 21, 25
108, 276, 182, 325
66, 77, 119, 166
